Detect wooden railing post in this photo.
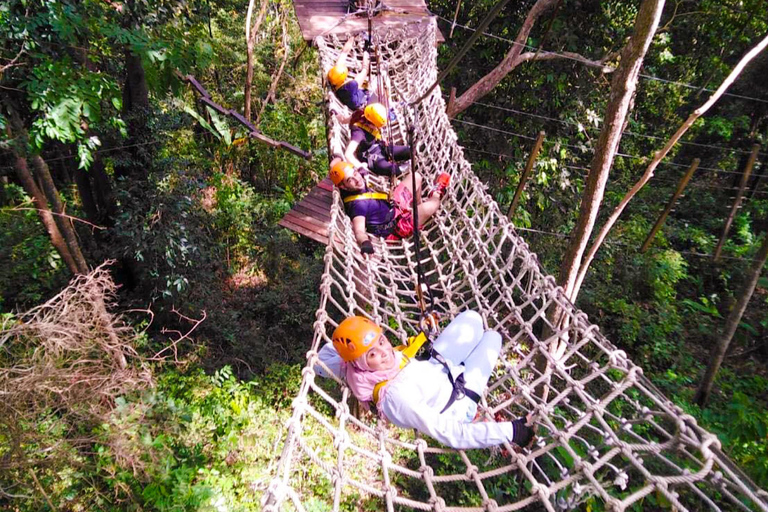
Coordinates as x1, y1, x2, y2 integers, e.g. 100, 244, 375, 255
640, 158, 700, 252
714, 143, 760, 261
507, 131, 545, 219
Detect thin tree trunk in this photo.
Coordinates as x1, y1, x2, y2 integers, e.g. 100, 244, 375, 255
256, 11, 290, 124
74, 166, 99, 222
694, 234, 768, 407
557, 0, 665, 303
570, 33, 768, 299
244, 0, 269, 122
90, 158, 117, 226
714, 144, 761, 261
31, 155, 89, 273
116, 48, 152, 180
13, 155, 80, 275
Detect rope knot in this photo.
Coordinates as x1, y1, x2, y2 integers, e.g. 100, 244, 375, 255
419, 465, 434, 478
429, 496, 446, 511
465, 464, 479, 479
483, 498, 499, 511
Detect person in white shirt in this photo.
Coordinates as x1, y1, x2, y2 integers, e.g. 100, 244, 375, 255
316, 310, 534, 450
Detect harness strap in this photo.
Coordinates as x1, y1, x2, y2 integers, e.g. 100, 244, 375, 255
343, 192, 388, 203
353, 120, 382, 140
431, 349, 481, 413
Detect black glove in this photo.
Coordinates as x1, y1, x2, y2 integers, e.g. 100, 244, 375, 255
511, 417, 535, 448
361, 239, 374, 255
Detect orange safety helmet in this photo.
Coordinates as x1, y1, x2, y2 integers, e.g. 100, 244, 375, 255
327, 64, 348, 89
329, 160, 355, 186
364, 103, 388, 129
332, 316, 382, 362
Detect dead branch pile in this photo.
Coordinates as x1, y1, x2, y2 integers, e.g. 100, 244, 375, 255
0, 263, 153, 475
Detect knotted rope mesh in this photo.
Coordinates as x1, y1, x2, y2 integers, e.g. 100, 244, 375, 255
264, 21, 768, 512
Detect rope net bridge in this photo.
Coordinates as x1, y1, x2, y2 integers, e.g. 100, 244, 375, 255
263, 21, 768, 512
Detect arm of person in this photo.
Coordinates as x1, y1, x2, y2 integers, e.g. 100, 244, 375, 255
352, 215, 371, 246
335, 37, 355, 69
381, 392, 515, 450
356, 51, 370, 86
314, 343, 344, 379
345, 140, 365, 168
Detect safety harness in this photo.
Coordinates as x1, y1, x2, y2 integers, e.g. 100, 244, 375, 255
342, 192, 388, 203
342, 191, 395, 237
371, 332, 482, 413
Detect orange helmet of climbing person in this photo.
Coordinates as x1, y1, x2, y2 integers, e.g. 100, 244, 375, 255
329, 160, 355, 186
364, 103, 388, 129
327, 63, 348, 89
332, 316, 382, 362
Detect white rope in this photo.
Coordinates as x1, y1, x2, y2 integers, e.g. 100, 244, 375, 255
264, 21, 768, 512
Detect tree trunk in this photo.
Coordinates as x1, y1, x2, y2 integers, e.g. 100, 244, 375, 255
123, 49, 150, 112
13, 155, 80, 275
31, 155, 89, 273
569, 33, 768, 299
694, 234, 768, 407
556, 0, 665, 303
116, 48, 152, 180
90, 158, 117, 226
244, 0, 269, 122
74, 166, 99, 222
256, 10, 290, 124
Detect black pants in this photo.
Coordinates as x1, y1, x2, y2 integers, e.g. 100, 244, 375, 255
371, 144, 411, 176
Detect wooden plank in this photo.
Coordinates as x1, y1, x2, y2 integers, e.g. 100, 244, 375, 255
295, 203, 332, 222
302, 194, 333, 212
304, 188, 333, 203
282, 212, 328, 237
284, 211, 329, 232
317, 179, 334, 192
279, 218, 329, 245
305, 187, 332, 200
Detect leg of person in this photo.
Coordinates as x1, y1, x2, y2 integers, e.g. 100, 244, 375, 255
416, 196, 441, 226
461, 330, 502, 394
397, 172, 422, 199
432, 310, 485, 365
372, 157, 400, 176
385, 145, 411, 162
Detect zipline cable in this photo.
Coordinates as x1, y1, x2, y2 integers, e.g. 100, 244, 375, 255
410, 0, 511, 107
453, 119, 768, 180
432, 13, 768, 105
461, 97, 768, 157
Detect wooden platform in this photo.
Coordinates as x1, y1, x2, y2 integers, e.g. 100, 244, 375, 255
278, 178, 335, 245
293, 0, 443, 42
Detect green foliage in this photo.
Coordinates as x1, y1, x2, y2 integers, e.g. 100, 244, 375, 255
0, 185, 68, 311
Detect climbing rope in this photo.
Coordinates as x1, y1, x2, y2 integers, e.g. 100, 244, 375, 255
263, 21, 768, 512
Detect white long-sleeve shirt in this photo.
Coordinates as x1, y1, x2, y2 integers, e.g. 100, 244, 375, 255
316, 343, 515, 449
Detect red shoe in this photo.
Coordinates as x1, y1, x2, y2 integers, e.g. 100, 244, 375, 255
429, 172, 450, 198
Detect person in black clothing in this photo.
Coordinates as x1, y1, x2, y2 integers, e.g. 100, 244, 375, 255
344, 103, 409, 177
327, 37, 378, 115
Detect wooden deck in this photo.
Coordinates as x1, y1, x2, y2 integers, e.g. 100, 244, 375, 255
278, 178, 335, 245
293, 0, 443, 42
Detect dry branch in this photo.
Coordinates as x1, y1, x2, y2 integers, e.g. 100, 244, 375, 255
0, 264, 152, 477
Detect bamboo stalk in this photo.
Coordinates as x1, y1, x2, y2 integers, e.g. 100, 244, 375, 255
714, 143, 760, 261
641, 158, 699, 252
507, 131, 545, 219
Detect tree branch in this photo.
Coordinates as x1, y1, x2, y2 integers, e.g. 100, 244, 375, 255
447, 0, 559, 118
570, 32, 768, 299
518, 50, 616, 72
